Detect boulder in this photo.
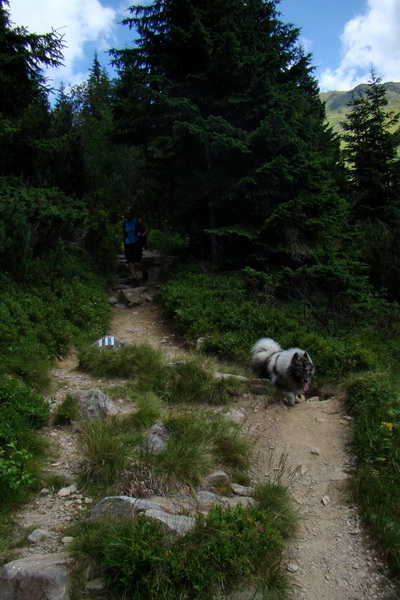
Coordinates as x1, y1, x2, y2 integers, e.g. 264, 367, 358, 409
142, 422, 171, 456
74, 389, 119, 420
0, 553, 71, 600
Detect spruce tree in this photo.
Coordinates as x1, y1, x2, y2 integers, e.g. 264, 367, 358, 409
341, 70, 400, 223
341, 71, 400, 299
111, 0, 346, 270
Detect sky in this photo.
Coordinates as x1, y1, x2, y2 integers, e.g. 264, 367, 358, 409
7, 0, 400, 94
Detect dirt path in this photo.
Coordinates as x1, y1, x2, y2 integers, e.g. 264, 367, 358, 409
11, 257, 398, 599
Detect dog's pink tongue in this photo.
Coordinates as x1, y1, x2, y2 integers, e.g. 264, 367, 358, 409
303, 383, 309, 392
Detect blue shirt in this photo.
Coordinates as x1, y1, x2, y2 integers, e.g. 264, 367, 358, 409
124, 218, 139, 244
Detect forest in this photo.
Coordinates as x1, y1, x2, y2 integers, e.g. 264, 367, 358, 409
1, 0, 400, 594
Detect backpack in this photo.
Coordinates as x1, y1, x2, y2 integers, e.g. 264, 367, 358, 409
135, 219, 148, 249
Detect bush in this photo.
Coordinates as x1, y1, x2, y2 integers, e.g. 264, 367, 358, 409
161, 265, 380, 378
345, 373, 400, 575
147, 228, 189, 255
0, 269, 110, 388
54, 395, 80, 425
71, 504, 289, 599
0, 376, 49, 502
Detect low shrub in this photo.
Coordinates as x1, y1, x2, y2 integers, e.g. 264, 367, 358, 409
0, 269, 110, 389
0, 376, 49, 502
159, 359, 234, 405
0, 375, 49, 441
147, 228, 189, 255
345, 373, 400, 575
54, 395, 80, 425
161, 265, 381, 379
70, 503, 289, 599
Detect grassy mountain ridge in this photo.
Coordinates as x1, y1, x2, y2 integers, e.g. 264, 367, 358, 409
320, 81, 400, 134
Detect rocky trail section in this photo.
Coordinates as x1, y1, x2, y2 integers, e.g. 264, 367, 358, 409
0, 250, 397, 599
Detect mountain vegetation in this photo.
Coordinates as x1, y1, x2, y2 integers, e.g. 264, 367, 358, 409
321, 81, 400, 134
1, 0, 400, 594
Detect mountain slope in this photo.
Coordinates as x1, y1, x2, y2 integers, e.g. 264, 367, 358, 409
320, 81, 400, 134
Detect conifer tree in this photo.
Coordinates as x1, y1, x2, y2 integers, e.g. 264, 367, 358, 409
111, 0, 346, 270
341, 70, 400, 223
341, 71, 400, 299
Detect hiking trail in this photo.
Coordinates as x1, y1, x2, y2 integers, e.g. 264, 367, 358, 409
9, 250, 397, 599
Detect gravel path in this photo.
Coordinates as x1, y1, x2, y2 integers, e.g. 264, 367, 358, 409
10, 255, 398, 599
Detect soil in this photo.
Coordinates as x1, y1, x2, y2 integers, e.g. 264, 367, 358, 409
10, 253, 398, 599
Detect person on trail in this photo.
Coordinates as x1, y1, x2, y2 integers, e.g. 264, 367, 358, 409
122, 206, 149, 287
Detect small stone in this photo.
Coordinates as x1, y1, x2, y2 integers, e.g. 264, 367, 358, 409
86, 577, 107, 592
27, 529, 54, 542
321, 495, 331, 506
57, 485, 77, 498
311, 448, 320, 455
61, 536, 75, 544
287, 562, 300, 572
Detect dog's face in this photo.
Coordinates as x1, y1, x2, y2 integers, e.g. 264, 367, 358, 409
290, 352, 314, 391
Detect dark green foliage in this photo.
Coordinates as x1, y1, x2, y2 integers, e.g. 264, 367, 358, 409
0, 177, 87, 275
341, 71, 400, 223
78, 343, 166, 387
0, 375, 49, 442
111, 0, 344, 271
54, 394, 80, 425
0, 375, 49, 502
0, 0, 64, 118
71, 503, 288, 599
341, 71, 400, 300
161, 265, 379, 378
0, 269, 110, 387
345, 373, 400, 575
147, 228, 189, 255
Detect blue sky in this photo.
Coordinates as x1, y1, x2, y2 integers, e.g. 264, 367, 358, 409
7, 0, 400, 93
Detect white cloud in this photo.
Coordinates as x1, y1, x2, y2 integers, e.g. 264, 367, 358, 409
8, 0, 123, 90
319, 0, 400, 91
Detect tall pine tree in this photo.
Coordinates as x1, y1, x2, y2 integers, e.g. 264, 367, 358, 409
341, 71, 400, 299
111, 0, 346, 270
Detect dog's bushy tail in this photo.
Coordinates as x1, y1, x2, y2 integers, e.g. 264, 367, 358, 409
251, 337, 281, 377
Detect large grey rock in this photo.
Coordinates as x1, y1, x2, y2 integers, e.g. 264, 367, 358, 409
89, 496, 166, 521
144, 509, 195, 536
74, 389, 118, 420
0, 553, 70, 600
142, 422, 171, 455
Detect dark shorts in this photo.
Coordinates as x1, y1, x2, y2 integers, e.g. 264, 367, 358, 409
124, 242, 142, 264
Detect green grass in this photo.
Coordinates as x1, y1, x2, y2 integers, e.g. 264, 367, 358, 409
53, 394, 80, 425
77, 406, 253, 494
345, 372, 400, 576
68, 502, 291, 600
161, 263, 400, 586
79, 344, 242, 404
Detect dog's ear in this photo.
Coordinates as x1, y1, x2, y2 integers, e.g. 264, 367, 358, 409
291, 352, 299, 362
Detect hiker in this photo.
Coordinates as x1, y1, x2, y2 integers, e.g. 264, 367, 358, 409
122, 206, 149, 287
